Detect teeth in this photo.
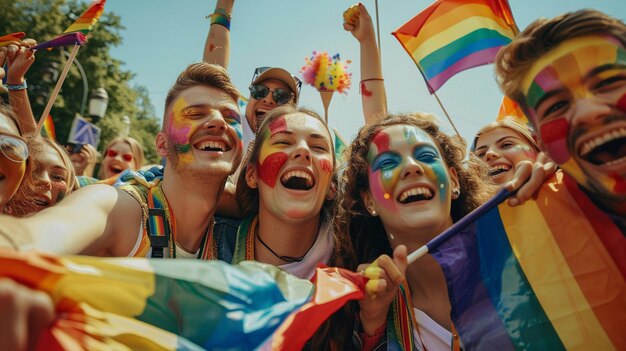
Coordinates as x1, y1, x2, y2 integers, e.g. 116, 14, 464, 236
604, 155, 626, 167
398, 187, 432, 202
197, 140, 226, 151
281, 170, 313, 185
580, 127, 626, 156
489, 164, 511, 172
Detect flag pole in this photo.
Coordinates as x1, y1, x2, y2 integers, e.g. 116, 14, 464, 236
432, 91, 462, 138
36, 44, 80, 134
374, 0, 381, 60
407, 189, 512, 264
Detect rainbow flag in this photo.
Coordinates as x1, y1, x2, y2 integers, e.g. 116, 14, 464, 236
392, 0, 518, 93
63, 0, 106, 35
427, 173, 626, 350
0, 32, 25, 47
0, 252, 363, 350
40, 114, 56, 140
497, 95, 529, 125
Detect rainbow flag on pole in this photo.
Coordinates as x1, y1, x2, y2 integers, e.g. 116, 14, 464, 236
63, 0, 106, 35
392, 0, 518, 93
0, 253, 364, 350
428, 173, 626, 350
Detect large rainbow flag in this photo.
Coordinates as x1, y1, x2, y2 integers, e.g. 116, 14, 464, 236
392, 0, 518, 93
428, 173, 626, 350
0, 253, 364, 350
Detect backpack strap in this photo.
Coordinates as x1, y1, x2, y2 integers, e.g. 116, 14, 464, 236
146, 207, 171, 258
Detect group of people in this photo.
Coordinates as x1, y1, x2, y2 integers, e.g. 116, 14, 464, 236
0, 1, 624, 350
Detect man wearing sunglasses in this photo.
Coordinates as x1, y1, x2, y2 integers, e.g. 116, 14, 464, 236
203, 0, 301, 146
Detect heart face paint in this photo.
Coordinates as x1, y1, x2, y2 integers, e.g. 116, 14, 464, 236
521, 35, 626, 201
367, 125, 451, 211
255, 113, 334, 220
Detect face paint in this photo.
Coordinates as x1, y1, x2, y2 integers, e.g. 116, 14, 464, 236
167, 97, 194, 164
224, 110, 243, 149
367, 126, 450, 209
257, 116, 289, 188
521, 35, 626, 200
320, 159, 332, 173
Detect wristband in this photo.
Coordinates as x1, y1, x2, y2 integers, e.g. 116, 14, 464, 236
5, 79, 27, 91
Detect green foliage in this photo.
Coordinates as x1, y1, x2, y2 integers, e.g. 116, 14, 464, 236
0, 0, 161, 163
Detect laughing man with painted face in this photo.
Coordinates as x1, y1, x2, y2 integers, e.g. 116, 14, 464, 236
496, 9, 626, 233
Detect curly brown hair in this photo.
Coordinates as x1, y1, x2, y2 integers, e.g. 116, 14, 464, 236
496, 9, 626, 111
336, 112, 496, 264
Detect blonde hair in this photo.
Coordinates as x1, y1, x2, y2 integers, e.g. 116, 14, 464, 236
472, 117, 539, 153
97, 136, 145, 179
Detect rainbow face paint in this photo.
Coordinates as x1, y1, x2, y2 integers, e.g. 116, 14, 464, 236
167, 93, 243, 166
521, 35, 626, 204
367, 125, 451, 210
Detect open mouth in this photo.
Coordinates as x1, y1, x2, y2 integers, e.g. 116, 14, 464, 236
280, 170, 314, 190
194, 140, 230, 152
579, 127, 626, 167
255, 110, 269, 128
488, 164, 512, 177
109, 164, 125, 175
398, 186, 433, 204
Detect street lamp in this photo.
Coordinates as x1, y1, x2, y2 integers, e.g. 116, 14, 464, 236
121, 115, 131, 136
88, 87, 109, 123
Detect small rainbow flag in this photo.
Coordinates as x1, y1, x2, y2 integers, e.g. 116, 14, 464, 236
332, 128, 347, 164
497, 95, 529, 125
40, 114, 56, 140
392, 0, 518, 93
63, 0, 106, 35
427, 173, 626, 350
0, 252, 364, 350
0, 32, 25, 47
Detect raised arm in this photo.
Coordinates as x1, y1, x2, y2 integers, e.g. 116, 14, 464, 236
203, 0, 234, 69
344, 4, 387, 123
3, 39, 37, 133
0, 184, 142, 256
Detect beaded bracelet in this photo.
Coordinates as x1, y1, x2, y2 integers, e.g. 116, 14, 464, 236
5, 79, 28, 91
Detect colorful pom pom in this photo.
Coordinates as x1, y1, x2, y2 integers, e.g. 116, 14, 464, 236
300, 51, 352, 94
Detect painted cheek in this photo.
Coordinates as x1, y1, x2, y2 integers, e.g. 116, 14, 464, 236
320, 159, 332, 173
610, 173, 626, 194
539, 118, 570, 164
425, 163, 449, 202
617, 93, 626, 112
258, 152, 288, 187
368, 167, 398, 207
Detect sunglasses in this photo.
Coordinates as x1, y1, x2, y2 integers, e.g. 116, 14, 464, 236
0, 132, 28, 163
248, 83, 295, 105
251, 66, 302, 95
106, 149, 133, 162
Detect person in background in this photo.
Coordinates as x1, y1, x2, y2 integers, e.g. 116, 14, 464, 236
97, 136, 145, 180
0, 104, 29, 212
473, 118, 541, 185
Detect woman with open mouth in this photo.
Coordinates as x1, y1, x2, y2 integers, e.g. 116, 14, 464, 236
337, 113, 496, 350
473, 118, 541, 185
3, 135, 75, 217
97, 136, 145, 180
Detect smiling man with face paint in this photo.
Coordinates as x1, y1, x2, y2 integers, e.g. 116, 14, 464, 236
497, 9, 626, 232
0, 63, 244, 260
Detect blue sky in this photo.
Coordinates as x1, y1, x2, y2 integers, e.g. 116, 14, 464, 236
106, 0, 625, 144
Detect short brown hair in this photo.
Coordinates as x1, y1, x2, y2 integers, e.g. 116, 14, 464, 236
496, 9, 626, 109
336, 112, 496, 264
163, 63, 241, 129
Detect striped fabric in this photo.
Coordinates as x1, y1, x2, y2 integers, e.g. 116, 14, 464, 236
429, 173, 626, 350
393, 0, 518, 93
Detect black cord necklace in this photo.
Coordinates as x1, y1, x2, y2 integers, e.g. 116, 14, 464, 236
256, 223, 317, 263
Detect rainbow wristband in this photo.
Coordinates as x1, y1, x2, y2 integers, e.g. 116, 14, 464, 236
210, 13, 230, 30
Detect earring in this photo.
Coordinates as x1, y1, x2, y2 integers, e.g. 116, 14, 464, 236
370, 209, 377, 216
452, 188, 460, 198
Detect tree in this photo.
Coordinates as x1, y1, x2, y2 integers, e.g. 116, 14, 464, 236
0, 0, 161, 164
